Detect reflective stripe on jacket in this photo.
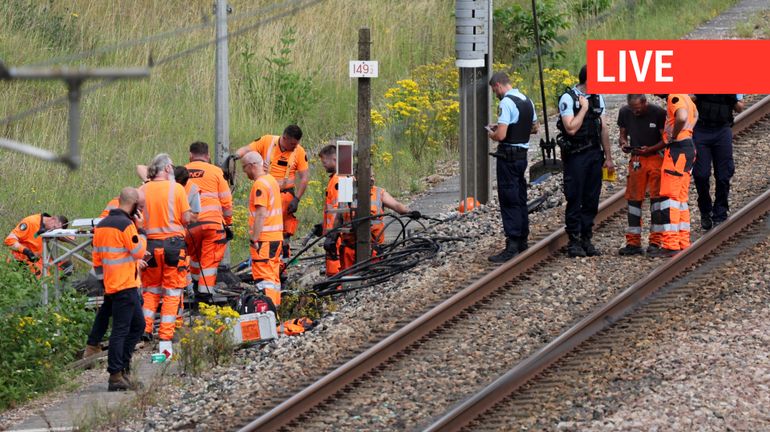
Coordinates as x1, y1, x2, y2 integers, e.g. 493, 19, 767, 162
93, 209, 146, 294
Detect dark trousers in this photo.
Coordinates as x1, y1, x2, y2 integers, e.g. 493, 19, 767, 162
496, 155, 529, 239
107, 288, 144, 374
87, 295, 112, 346
693, 125, 734, 222
563, 148, 604, 235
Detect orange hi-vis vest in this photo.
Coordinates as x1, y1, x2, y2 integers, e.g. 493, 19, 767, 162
92, 209, 147, 294
323, 174, 340, 234
342, 186, 385, 244
248, 135, 309, 190
185, 160, 233, 225
663, 94, 698, 143
140, 180, 190, 239
100, 197, 119, 218
249, 174, 284, 242
5, 213, 47, 259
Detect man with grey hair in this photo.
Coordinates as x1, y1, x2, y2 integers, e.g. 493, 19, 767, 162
617, 94, 666, 256
241, 151, 284, 306
486, 71, 538, 263
139, 153, 192, 342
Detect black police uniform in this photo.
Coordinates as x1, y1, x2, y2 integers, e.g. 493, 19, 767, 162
557, 87, 605, 255
692, 94, 739, 227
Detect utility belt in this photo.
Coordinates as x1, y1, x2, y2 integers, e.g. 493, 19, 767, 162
146, 236, 187, 269
557, 134, 600, 156
490, 144, 528, 162
280, 187, 295, 196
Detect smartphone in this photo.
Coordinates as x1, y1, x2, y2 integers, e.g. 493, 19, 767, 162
130, 203, 140, 218
484, 125, 495, 133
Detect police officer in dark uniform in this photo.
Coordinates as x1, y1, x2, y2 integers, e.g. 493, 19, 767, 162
556, 65, 614, 257
487, 71, 538, 263
692, 94, 744, 230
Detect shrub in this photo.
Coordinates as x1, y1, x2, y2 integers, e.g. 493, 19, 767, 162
176, 303, 239, 376
493, 0, 570, 68
0, 258, 92, 409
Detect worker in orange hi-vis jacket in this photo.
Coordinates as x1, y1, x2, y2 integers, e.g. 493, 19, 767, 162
184, 141, 233, 296
317, 144, 342, 276
91, 187, 147, 391
5, 213, 68, 275
241, 151, 284, 306
649, 94, 698, 258
235, 125, 309, 263
138, 153, 192, 342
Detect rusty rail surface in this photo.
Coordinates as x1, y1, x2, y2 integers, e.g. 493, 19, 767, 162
239, 95, 770, 432
422, 95, 770, 432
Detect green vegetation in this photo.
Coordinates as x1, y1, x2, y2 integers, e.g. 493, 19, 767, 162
734, 9, 770, 39
0, 260, 92, 409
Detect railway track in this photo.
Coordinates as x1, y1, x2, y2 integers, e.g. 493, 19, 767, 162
237, 97, 770, 432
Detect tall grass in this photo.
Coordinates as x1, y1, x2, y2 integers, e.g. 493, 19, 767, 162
0, 0, 454, 242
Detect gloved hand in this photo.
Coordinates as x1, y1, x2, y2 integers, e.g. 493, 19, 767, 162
323, 235, 339, 260
312, 223, 323, 237
287, 196, 300, 214
224, 225, 234, 241
23, 248, 39, 262
407, 210, 422, 219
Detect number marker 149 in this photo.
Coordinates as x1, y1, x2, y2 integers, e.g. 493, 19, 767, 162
349, 60, 378, 78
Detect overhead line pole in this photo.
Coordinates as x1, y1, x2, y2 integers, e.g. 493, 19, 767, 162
214, 0, 232, 266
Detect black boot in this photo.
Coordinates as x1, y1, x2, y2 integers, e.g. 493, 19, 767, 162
581, 233, 601, 256
517, 236, 529, 253
488, 238, 520, 263
566, 234, 587, 257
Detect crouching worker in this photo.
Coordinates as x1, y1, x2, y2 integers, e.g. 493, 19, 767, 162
92, 187, 147, 391
334, 174, 419, 271
242, 151, 284, 306
5, 213, 68, 276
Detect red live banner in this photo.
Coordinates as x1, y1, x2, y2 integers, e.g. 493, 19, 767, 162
586, 40, 770, 94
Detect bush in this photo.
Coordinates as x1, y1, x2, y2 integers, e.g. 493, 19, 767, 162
0, 258, 92, 409
493, 0, 570, 68
176, 303, 239, 376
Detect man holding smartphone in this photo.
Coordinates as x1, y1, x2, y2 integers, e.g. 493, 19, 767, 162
617, 94, 667, 256
487, 71, 538, 263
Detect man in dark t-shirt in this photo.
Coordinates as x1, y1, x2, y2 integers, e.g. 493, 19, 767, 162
617, 94, 667, 256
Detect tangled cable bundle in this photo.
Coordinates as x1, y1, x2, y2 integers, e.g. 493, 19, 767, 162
289, 212, 464, 296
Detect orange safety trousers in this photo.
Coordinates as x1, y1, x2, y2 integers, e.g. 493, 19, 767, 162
325, 237, 342, 276
658, 140, 695, 251
625, 154, 664, 247
186, 222, 226, 291
142, 238, 188, 340
338, 235, 380, 271
250, 240, 283, 306
281, 190, 299, 258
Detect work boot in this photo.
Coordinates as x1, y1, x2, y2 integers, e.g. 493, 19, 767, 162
82, 344, 101, 360
517, 236, 529, 253
141, 332, 153, 343
647, 247, 678, 258
646, 243, 661, 255
108, 371, 130, 392
488, 238, 520, 263
618, 244, 644, 256
122, 367, 144, 390
566, 234, 587, 258
701, 212, 713, 231
581, 234, 601, 256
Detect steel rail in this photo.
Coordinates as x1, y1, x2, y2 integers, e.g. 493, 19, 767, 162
423, 185, 770, 432
240, 95, 770, 432
239, 191, 625, 431
422, 96, 770, 432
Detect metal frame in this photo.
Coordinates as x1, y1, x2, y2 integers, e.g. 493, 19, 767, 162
40, 229, 96, 305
